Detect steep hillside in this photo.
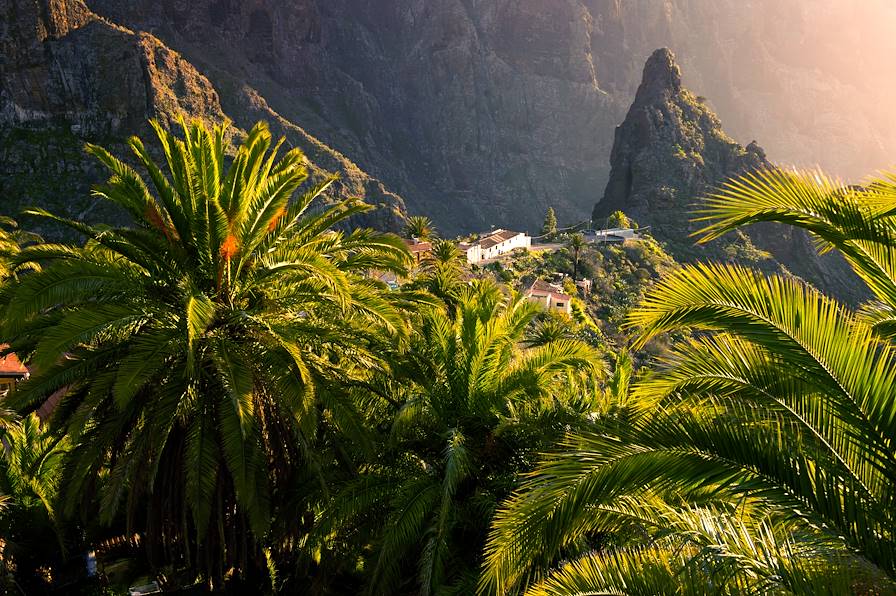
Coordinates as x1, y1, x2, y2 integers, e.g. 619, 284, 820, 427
594, 49, 863, 303
0, 0, 406, 235
85, 0, 896, 235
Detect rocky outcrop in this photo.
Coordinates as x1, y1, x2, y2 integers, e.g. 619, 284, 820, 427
0, 0, 405, 235
83, 0, 896, 237
594, 49, 863, 303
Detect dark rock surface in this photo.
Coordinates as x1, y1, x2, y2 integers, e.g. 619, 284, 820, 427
4, 0, 894, 248
595, 49, 863, 303
83, 0, 896, 236
0, 0, 406, 236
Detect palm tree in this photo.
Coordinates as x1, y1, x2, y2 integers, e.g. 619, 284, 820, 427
0, 414, 67, 593
479, 169, 896, 595
324, 281, 604, 595
567, 232, 586, 281
428, 239, 463, 267
0, 217, 40, 282
0, 118, 413, 586
404, 215, 436, 241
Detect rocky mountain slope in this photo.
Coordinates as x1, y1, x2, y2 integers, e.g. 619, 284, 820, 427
594, 49, 862, 303
83, 0, 896, 235
0, 0, 406, 235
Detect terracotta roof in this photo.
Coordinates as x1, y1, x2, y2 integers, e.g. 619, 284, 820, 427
405, 239, 433, 253
0, 346, 27, 377
493, 229, 520, 242
476, 229, 526, 250
526, 280, 571, 302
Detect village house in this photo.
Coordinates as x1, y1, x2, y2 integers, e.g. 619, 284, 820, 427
584, 227, 640, 244
460, 229, 531, 265
405, 238, 433, 264
0, 347, 28, 398
524, 280, 572, 315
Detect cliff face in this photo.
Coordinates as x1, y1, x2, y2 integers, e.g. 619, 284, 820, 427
595, 49, 767, 238
84, 0, 896, 236
85, 0, 622, 234
595, 49, 863, 303
0, 0, 406, 234
5, 0, 895, 241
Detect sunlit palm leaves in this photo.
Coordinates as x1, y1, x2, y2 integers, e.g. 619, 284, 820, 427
0, 217, 40, 281
480, 168, 896, 595
325, 281, 604, 595
0, 414, 66, 585
0, 118, 412, 582
405, 215, 437, 241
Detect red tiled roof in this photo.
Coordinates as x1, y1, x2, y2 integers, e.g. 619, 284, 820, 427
0, 346, 27, 377
526, 280, 571, 302
405, 239, 433, 253
477, 229, 525, 250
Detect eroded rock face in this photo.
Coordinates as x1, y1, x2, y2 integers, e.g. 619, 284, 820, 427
594, 49, 863, 303
85, 0, 624, 234
0, 0, 406, 234
84, 0, 896, 237
594, 49, 767, 232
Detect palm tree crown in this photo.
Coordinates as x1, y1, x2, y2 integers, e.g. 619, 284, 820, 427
404, 215, 436, 241
480, 169, 896, 595
326, 281, 604, 595
0, 119, 412, 583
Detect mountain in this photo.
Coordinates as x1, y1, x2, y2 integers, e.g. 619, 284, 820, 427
0, 0, 406, 235
594, 48, 863, 303
5, 1, 895, 241
80, 0, 896, 236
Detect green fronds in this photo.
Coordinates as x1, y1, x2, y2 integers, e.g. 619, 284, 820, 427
480, 167, 896, 596
0, 118, 413, 581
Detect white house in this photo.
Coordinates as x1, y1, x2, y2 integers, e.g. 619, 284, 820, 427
461, 229, 531, 264
524, 280, 572, 315
458, 242, 482, 265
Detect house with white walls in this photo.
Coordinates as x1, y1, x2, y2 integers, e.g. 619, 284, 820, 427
460, 229, 531, 264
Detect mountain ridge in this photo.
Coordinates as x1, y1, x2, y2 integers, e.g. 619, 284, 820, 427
0, 0, 406, 234
82, 0, 896, 235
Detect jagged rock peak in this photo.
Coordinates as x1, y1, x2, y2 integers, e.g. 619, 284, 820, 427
637, 48, 682, 101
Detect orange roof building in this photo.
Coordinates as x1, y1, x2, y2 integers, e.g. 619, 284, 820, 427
525, 280, 572, 314
0, 348, 27, 378
0, 346, 28, 399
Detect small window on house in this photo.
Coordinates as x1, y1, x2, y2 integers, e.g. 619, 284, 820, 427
555, 302, 565, 308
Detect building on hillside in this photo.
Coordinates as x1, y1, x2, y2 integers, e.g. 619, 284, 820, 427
0, 347, 28, 397
584, 227, 640, 244
461, 229, 531, 264
405, 238, 433, 264
576, 278, 592, 297
525, 280, 572, 315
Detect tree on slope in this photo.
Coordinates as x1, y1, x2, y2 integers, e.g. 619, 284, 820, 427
405, 215, 436, 241
0, 119, 413, 587
567, 232, 586, 281
541, 208, 557, 241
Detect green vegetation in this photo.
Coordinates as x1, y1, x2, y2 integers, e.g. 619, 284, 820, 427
404, 215, 436, 241
541, 207, 557, 241
606, 210, 630, 229
0, 120, 894, 595
481, 169, 896, 595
